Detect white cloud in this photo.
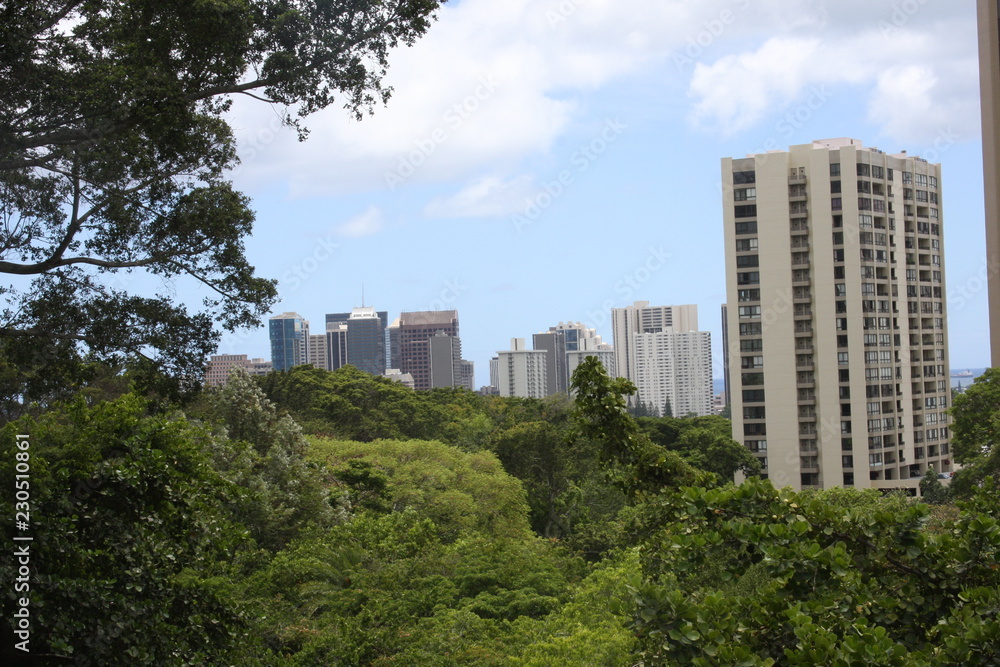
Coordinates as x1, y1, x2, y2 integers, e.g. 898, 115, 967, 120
424, 174, 537, 218
336, 206, 383, 238
226, 0, 980, 197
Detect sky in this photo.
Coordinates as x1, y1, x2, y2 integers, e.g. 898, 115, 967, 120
213, 0, 988, 385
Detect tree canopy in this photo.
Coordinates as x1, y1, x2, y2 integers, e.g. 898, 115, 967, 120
0, 0, 443, 405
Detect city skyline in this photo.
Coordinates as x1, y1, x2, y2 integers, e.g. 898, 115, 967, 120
201, 1, 988, 384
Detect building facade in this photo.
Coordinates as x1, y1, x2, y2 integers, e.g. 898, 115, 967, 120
722, 138, 952, 491
532, 331, 568, 396
611, 301, 711, 416
497, 338, 548, 399
396, 310, 461, 391
269, 312, 309, 372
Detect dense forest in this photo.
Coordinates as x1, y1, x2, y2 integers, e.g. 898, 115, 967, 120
2, 359, 999, 665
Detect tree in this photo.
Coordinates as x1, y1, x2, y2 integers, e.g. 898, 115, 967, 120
949, 367, 1000, 496
0, 0, 443, 403
0, 394, 270, 663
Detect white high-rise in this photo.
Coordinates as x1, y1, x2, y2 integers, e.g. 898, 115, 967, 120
611, 302, 713, 417
497, 338, 548, 399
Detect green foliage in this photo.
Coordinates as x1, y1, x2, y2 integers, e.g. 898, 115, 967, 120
638, 414, 761, 481
570, 356, 704, 498
627, 479, 1000, 665
0, 394, 268, 664
309, 436, 532, 541
919, 467, 953, 505
949, 367, 1000, 496
197, 369, 336, 551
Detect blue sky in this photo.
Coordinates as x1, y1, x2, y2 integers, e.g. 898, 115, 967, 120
214, 0, 987, 385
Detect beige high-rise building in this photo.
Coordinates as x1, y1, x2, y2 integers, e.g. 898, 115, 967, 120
978, 0, 1000, 365
722, 138, 953, 491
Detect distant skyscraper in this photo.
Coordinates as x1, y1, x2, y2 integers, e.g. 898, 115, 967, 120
397, 310, 461, 390
429, 332, 463, 388
611, 302, 711, 417
269, 312, 309, 371
307, 334, 328, 371
497, 338, 547, 399
323, 309, 387, 375
205, 354, 254, 387
346, 307, 387, 375
532, 331, 568, 396
722, 138, 952, 491
459, 360, 475, 391
326, 322, 349, 371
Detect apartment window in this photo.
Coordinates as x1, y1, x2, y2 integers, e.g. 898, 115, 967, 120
831, 197, 843, 210
902, 171, 912, 184
859, 214, 873, 228
843, 455, 855, 468
743, 406, 766, 420
735, 238, 759, 252
738, 289, 760, 302
738, 306, 761, 319
834, 266, 845, 279
838, 352, 849, 365
741, 356, 764, 369
831, 180, 842, 194
747, 440, 767, 452
801, 473, 819, 486
836, 318, 848, 331
872, 165, 884, 179
737, 255, 759, 268
857, 163, 871, 177
735, 187, 757, 201
741, 339, 763, 352
739, 323, 762, 336
833, 214, 843, 228
742, 373, 764, 386
839, 369, 850, 382
841, 420, 852, 434
744, 423, 767, 436
733, 170, 756, 184
832, 232, 844, 245
734, 205, 757, 218
735, 221, 758, 235
742, 389, 765, 402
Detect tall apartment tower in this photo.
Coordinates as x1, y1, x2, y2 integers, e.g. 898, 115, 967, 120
722, 138, 952, 492
497, 338, 548, 399
307, 334, 328, 371
612, 301, 712, 417
269, 312, 309, 371
532, 331, 568, 396
978, 0, 1000, 365
396, 310, 461, 390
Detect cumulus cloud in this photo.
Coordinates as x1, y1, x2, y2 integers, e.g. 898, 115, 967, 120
226, 0, 980, 198
336, 206, 383, 238
423, 174, 537, 218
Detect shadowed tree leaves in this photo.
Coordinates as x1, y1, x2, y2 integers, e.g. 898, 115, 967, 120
0, 0, 444, 409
